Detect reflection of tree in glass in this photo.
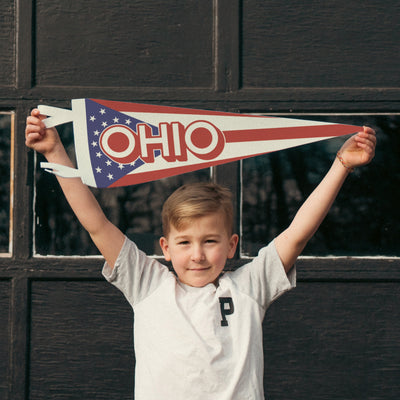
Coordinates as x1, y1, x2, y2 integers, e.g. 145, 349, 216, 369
242, 115, 400, 257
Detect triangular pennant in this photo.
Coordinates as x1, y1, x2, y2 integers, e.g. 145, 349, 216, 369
39, 99, 361, 188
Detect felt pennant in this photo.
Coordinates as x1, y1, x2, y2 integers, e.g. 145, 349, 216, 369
39, 99, 361, 188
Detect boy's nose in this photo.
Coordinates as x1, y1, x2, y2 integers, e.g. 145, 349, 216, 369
191, 245, 205, 262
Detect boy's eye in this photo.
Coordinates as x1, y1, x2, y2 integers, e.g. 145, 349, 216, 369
178, 240, 189, 245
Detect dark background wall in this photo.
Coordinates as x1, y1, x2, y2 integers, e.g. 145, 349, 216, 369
1, 1, 399, 399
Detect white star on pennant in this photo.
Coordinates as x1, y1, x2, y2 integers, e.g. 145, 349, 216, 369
107, 173, 113, 180
113, 117, 119, 123
125, 119, 131, 125
100, 109, 106, 115
90, 115, 96, 122
106, 160, 112, 166
94, 130, 100, 136
96, 152, 102, 158
91, 141, 97, 147
118, 164, 124, 170
102, 121, 108, 127
96, 167, 102, 173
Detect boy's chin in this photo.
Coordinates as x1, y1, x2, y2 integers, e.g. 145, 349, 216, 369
179, 276, 219, 288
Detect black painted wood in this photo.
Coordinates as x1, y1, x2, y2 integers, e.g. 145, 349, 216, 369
34, 0, 214, 89
0, 2, 15, 87
263, 282, 400, 400
8, 278, 29, 400
0, 280, 10, 400
241, 1, 400, 89
29, 280, 134, 400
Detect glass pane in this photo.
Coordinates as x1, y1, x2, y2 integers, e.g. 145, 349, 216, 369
0, 112, 12, 255
242, 115, 399, 257
34, 123, 211, 256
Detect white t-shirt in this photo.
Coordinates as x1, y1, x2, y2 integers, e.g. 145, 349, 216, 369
102, 237, 296, 400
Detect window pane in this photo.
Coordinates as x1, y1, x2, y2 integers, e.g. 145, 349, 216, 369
0, 112, 12, 255
34, 123, 211, 256
242, 115, 399, 257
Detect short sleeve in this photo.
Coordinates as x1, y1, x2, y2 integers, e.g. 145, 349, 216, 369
228, 240, 296, 310
102, 237, 171, 307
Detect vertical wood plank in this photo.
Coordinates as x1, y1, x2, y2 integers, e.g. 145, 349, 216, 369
213, 161, 241, 258
15, 0, 33, 89
0, 1, 15, 87
8, 278, 29, 400
214, 0, 241, 92
0, 280, 10, 400
12, 104, 34, 259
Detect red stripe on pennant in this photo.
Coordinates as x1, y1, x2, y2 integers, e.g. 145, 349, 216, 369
109, 154, 265, 188
92, 99, 262, 117
224, 124, 361, 143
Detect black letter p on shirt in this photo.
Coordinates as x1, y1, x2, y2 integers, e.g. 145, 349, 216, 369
219, 297, 234, 326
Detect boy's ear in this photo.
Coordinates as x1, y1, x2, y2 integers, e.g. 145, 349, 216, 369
159, 237, 171, 261
228, 234, 239, 259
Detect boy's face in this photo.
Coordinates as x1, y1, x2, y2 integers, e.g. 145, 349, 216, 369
159, 213, 238, 287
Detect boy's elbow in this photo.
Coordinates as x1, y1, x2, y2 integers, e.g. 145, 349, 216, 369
275, 229, 308, 272
89, 219, 125, 267
87, 214, 112, 238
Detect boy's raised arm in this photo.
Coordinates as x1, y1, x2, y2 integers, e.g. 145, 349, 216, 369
274, 126, 377, 273
25, 109, 125, 268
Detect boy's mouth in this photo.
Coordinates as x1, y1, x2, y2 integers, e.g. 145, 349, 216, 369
188, 267, 211, 271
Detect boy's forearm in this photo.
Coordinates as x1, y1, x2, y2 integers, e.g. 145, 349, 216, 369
274, 127, 375, 271
44, 145, 109, 237
44, 145, 125, 266
275, 157, 349, 270
288, 157, 349, 244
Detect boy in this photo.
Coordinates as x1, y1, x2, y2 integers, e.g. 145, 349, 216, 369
26, 109, 376, 399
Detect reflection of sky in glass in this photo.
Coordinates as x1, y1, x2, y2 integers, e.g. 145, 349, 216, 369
0, 113, 11, 254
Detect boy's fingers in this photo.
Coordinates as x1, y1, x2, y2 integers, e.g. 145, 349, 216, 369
356, 132, 376, 144
363, 125, 374, 133
25, 125, 41, 136
26, 131, 40, 141
26, 115, 46, 132
30, 108, 48, 123
356, 130, 377, 147
30, 108, 43, 118
26, 116, 39, 126
26, 114, 43, 124
363, 126, 377, 138
359, 127, 376, 137
355, 137, 376, 153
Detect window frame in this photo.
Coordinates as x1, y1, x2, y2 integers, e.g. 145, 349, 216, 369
29, 112, 400, 264
0, 111, 14, 257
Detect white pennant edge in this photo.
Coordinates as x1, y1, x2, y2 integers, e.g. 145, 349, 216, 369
38, 105, 73, 128
40, 162, 82, 179
71, 99, 97, 187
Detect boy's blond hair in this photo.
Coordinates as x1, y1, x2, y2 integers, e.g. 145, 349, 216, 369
162, 182, 234, 237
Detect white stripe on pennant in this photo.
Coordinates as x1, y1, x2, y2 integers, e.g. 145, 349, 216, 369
71, 99, 96, 187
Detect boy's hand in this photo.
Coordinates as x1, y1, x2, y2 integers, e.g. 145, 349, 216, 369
337, 126, 377, 169
25, 108, 63, 157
